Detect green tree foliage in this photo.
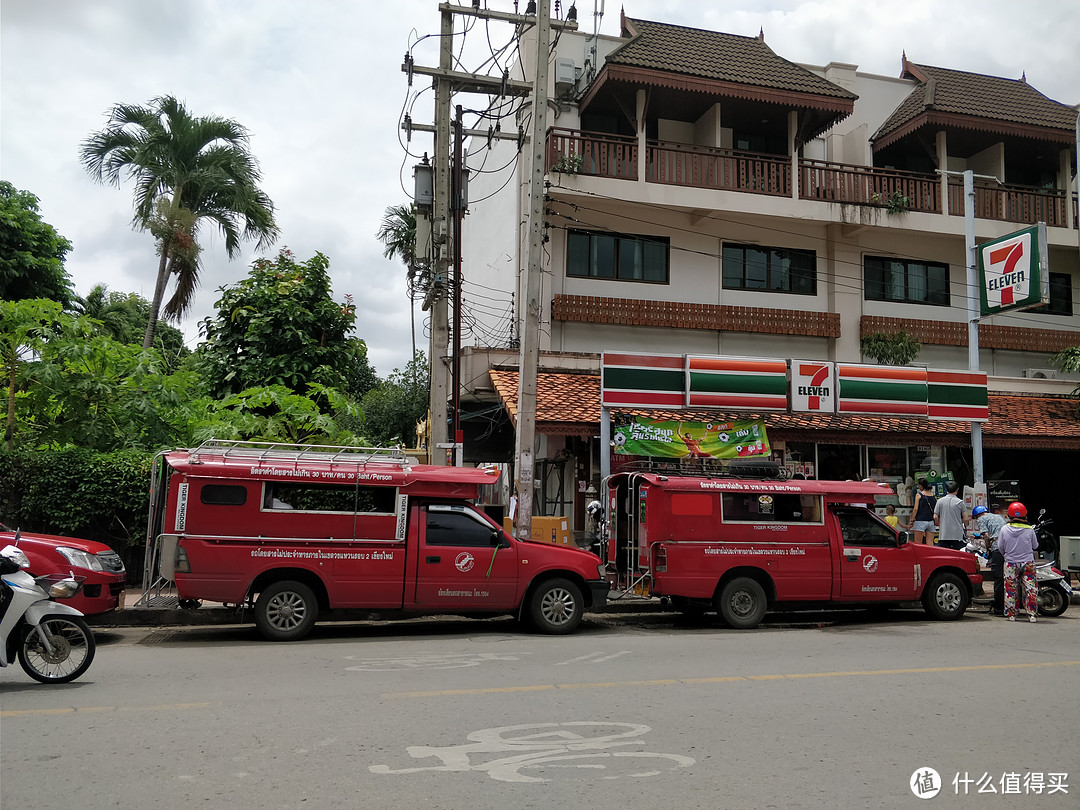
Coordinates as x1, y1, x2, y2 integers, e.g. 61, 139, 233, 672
1051, 346, 1080, 406
196, 248, 376, 399
361, 352, 430, 446
190, 383, 367, 446
0, 181, 74, 306
1, 299, 66, 450
74, 284, 190, 372
860, 331, 921, 366
80, 95, 279, 349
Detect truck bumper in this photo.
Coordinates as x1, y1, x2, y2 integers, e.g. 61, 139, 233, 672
588, 579, 611, 609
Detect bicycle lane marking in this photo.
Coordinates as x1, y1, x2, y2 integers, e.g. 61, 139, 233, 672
382, 659, 1080, 698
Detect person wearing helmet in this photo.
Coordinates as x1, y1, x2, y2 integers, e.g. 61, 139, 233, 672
972, 505, 1007, 615
998, 501, 1040, 623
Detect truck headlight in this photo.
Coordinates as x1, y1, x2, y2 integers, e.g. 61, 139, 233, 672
56, 547, 104, 571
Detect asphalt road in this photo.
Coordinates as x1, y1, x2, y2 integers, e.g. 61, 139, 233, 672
2, 608, 1078, 809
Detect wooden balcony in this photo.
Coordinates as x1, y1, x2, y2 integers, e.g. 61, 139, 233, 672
546, 128, 1077, 229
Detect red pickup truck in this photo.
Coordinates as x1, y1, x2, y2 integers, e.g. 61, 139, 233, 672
605, 467, 982, 627
143, 441, 609, 641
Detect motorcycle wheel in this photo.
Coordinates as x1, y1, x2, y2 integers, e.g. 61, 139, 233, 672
18, 615, 96, 684
1037, 585, 1069, 618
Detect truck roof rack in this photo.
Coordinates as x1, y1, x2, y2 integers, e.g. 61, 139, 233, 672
615, 458, 789, 480
187, 439, 412, 468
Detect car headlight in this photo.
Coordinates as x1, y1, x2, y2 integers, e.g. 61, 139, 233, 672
597, 563, 607, 580
56, 547, 104, 571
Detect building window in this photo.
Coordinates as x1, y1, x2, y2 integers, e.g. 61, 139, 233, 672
722, 244, 817, 295
1030, 273, 1074, 316
567, 230, 669, 283
864, 256, 950, 306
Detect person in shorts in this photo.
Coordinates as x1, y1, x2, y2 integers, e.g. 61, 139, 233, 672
905, 478, 937, 544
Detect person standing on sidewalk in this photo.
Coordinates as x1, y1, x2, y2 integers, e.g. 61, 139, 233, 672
998, 501, 1040, 623
934, 481, 966, 550
905, 479, 937, 545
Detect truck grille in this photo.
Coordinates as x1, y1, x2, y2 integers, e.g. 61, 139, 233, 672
97, 551, 126, 575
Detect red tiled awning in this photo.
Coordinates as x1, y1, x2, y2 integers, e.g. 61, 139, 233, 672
488, 369, 1080, 450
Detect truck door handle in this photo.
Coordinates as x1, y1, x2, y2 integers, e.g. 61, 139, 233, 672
426, 556, 441, 563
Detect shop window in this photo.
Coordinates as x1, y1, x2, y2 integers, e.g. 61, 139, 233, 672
567, 230, 669, 283
723, 244, 816, 295
864, 256, 950, 306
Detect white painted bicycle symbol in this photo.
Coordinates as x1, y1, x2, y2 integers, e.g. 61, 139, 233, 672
370, 722, 695, 783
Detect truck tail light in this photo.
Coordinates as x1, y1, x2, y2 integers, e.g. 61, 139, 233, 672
175, 545, 191, 574
655, 544, 667, 573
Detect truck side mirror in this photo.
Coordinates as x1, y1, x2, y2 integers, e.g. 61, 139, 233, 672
493, 530, 511, 549
897, 531, 910, 546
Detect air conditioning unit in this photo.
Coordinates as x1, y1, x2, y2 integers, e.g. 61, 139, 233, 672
1021, 368, 1058, 379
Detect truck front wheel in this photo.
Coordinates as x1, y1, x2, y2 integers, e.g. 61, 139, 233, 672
921, 572, 968, 620
255, 580, 319, 641
717, 577, 767, 629
528, 578, 583, 634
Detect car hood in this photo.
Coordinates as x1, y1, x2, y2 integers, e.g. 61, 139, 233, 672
1, 529, 113, 555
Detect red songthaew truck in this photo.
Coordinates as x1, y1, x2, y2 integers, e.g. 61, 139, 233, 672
604, 464, 982, 627
143, 441, 609, 640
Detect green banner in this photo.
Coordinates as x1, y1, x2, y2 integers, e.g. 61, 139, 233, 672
613, 418, 770, 459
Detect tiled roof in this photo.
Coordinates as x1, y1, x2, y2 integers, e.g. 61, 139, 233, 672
488, 369, 1080, 449
873, 60, 1077, 145
610, 17, 857, 102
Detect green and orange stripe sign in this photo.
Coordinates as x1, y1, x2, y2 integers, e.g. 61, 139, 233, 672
601, 352, 685, 409
686, 356, 789, 410
836, 364, 928, 416
927, 370, 989, 421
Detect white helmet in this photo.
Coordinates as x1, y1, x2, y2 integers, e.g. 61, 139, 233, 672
586, 500, 603, 516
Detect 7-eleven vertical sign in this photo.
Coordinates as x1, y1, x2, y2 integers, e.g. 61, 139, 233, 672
791, 361, 835, 413
978, 224, 1049, 316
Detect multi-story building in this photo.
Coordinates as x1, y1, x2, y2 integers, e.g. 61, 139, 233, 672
459, 12, 1080, 536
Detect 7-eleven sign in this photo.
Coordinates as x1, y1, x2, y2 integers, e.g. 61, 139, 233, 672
791, 361, 835, 413
978, 224, 1049, 316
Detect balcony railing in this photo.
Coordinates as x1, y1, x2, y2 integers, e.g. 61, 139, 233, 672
947, 177, 1068, 228
648, 140, 791, 196
546, 128, 1077, 229
800, 159, 941, 213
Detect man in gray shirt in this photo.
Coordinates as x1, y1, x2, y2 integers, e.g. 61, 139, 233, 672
934, 481, 966, 550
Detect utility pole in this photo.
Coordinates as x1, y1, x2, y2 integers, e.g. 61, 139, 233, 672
402, 2, 576, 474
513, 0, 552, 539
428, 6, 453, 465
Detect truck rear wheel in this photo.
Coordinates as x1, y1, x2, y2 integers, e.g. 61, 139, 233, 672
717, 577, 767, 629
528, 578, 583, 634
921, 572, 968, 620
255, 580, 318, 641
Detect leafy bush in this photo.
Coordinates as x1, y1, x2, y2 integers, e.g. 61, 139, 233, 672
861, 331, 921, 366
0, 448, 152, 551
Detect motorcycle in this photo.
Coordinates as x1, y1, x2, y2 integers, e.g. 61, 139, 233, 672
965, 532, 1071, 618
1, 542, 96, 683
586, 500, 607, 561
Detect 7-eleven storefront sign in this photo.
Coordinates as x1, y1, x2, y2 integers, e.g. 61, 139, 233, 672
601, 352, 987, 422
978, 223, 1049, 316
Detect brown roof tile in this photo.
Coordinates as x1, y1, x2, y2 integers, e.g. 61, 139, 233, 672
489, 369, 1080, 449
611, 17, 857, 102
873, 60, 1077, 146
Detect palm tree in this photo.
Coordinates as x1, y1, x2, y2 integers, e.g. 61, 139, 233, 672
80, 95, 279, 349
376, 203, 418, 373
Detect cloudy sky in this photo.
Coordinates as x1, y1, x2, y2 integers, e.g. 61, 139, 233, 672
3, 0, 1077, 377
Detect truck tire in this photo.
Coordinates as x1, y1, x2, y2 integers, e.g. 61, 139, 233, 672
717, 577, 767, 629
921, 572, 968, 621
255, 580, 319, 641
528, 578, 583, 634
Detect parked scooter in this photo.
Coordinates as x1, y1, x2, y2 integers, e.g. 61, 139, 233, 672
1, 542, 96, 683
964, 533, 1070, 617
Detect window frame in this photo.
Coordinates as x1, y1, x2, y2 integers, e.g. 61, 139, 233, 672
1029, 272, 1074, 317
424, 504, 501, 548
566, 229, 670, 283
863, 255, 951, 307
722, 243, 818, 296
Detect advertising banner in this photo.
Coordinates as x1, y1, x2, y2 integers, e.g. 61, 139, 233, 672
613, 418, 770, 459
791, 360, 836, 413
